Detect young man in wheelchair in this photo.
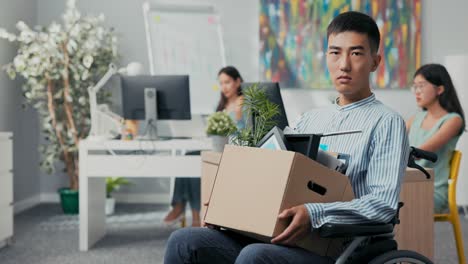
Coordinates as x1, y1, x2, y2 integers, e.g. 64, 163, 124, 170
164, 11, 410, 264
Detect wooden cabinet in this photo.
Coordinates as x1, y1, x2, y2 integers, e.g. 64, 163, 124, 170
0, 132, 13, 248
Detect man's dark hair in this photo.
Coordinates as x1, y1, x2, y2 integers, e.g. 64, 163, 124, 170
327, 11, 381, 53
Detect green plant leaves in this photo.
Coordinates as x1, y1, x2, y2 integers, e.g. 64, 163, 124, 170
231, 83, 280, 146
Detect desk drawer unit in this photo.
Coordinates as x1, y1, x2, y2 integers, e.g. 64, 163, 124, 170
0, 205, 13, 242
0, 132, 13, 247
0, 138, 13, 172
0, 172, 13, 206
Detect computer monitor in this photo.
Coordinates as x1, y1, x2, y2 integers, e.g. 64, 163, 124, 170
120, 75, 191, 139
241, 82, 289, 131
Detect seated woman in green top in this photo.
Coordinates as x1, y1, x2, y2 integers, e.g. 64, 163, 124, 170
406, 63, 465, 213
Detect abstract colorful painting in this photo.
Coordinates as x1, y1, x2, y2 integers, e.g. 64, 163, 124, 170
259, 0, 421, 89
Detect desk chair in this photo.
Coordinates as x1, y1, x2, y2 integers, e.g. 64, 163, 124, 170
434, 150, 466, 264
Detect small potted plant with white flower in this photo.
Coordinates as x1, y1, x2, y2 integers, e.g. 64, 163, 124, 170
206, 111, 237, 152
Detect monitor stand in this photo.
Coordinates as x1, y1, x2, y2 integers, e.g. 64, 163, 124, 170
139, 87, 159, 140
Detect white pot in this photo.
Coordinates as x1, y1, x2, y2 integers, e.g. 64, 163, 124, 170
211, 135, 229, 152
105, 197, 115, 215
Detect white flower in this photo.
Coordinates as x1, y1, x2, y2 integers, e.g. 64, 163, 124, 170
7, 34, 16, 42
67, 39, 78, 54
78, 96, 86, 105
0, 28, 8, 39
27, 64, 40, 77
49, 22, 61, 34
70, 24, 81, 38
18, 30, 35, 44
81, 70, 89, 80
96, 27, 104, 40
16, 21, 29, 31
30, 56, 41, 65
63, 9, 81, 25
98, 13, 105, 22
5, 64, 16, 79
85, 39, 99, 50
13, 56, 26, 71
39, 32, 48, 42
66, 0, 76, 9
0, 28, 16, 42
82, 22, 91, 30
43, 122, 52, 131
28, 43, 41, 54
82, 55, 93, 68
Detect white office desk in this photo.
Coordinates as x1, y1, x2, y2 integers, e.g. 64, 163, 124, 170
79, 138, 212, 251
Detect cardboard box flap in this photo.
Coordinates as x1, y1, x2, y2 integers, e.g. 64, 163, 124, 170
205, 145, 296, 237
404, 168, 434, 182
201, 151, 222, 165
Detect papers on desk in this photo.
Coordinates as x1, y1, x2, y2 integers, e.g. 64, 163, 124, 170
316, 150, 349, 174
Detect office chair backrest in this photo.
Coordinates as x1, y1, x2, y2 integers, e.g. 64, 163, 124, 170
449, 150, 462, 202
449, 150, 462, 180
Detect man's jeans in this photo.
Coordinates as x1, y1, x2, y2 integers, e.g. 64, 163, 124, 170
164, 227, 333, 264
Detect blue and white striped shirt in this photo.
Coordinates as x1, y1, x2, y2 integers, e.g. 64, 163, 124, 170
295, 93, 409, 229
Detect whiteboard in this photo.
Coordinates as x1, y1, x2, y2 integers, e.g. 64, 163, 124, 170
143, 2, 226, 114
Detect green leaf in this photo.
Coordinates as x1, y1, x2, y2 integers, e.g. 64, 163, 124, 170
106, 177, 132, 197
231, 83, 280, 146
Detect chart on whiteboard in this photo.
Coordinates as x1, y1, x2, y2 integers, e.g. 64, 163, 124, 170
145, 6, 226, 114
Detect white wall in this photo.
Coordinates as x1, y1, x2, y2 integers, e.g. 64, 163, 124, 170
0, 0, 41, 208
35, 0, 468, 202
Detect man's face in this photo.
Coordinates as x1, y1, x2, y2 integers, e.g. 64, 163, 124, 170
326, 32, 381, 96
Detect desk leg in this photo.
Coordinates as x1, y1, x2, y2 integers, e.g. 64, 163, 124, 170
79, 177, 105, 251
79, 149, 106, 251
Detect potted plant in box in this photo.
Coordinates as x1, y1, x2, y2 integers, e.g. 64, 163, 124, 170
231, 83, 280, 147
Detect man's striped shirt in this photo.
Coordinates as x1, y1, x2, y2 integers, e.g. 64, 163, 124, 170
295, 93, 409, 228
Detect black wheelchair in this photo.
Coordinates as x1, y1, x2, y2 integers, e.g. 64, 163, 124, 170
317, 147, 437, 264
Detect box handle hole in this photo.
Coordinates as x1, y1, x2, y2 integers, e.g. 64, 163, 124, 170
307, 181, 327, 195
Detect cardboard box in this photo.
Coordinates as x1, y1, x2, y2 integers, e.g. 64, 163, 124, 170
204, 145, 354, 257
395, 168, 434, 260
201, 148, 436, 259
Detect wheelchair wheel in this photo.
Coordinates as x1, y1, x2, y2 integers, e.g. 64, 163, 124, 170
369, 250, 433, 264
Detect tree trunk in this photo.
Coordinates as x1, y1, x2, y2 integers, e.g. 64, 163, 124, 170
46, 76, 77, 190
61, 42, 80, 148
60, 41, 82, 190
66, 151, 78, 190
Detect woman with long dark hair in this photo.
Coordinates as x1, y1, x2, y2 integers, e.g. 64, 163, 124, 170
163, 66, 246, 227
216, 66, 246, 129
407, 63, 465, 213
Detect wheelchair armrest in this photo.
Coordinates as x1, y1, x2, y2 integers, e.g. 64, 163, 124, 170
318, 223, 394, 238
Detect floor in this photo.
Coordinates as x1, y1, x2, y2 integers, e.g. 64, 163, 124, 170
0, 203, 466, 264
